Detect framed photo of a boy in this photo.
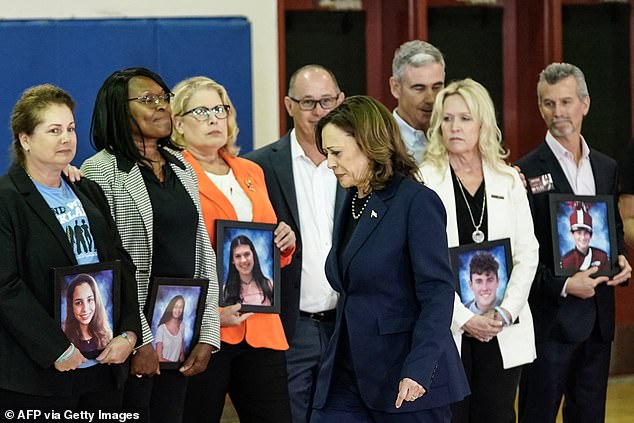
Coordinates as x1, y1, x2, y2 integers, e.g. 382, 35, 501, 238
54, 260, 121, 359
449, 239, 513, 316
146, 277, 208, 369
215, 220, 280, 313
549, 194, 617, 277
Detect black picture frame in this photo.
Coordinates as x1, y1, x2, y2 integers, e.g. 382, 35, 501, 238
549, 194, 618, 277
215, 220, 281, 313
146, 277, 208, 370
448, 239, 513, 316
53, 260, 121, 359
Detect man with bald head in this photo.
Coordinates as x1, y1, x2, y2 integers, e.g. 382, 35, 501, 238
246, 65, 345, 423
389, 40, 446, 164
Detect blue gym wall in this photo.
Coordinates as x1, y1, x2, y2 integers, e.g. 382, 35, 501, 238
0, 17, 253, 172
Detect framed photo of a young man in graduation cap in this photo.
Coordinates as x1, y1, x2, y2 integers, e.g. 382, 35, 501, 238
549, 194, 618, 277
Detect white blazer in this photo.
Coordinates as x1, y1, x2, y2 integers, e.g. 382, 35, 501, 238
420, 160, 539, 369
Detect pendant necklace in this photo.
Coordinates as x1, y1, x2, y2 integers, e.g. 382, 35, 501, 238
456, 176, 486, 243
351, 191, 373, 220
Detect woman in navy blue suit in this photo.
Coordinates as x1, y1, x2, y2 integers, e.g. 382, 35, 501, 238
311, 96, 469, 422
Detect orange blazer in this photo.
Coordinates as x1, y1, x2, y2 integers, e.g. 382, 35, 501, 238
183, 150, 292, 350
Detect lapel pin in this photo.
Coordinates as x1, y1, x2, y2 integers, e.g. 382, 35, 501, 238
245, 179, 255, 191
370, 210, 377, 218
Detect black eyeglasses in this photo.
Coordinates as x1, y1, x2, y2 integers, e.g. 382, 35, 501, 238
128, 93, 174, 107
181, 105, 231, 121
288, 95, 339, 111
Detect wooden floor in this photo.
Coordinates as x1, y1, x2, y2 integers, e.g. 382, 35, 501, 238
219, 374, 634, 422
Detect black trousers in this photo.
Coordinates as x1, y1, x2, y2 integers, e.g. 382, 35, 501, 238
122, 369, 188, 423
183, 341, 291, 423
451, 336, 521, 423
518, 324, 611, 423
0, 364, 122, 422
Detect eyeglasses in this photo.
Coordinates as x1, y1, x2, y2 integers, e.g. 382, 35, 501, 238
181, 105, 231, 121
288, 95, 339, 111
128, 93, 174, 107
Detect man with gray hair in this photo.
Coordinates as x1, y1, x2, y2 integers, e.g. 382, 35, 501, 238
516, 62, 631, 422
389, 40, 445, 164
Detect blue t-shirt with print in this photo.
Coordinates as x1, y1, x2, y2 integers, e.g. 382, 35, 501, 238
33, 179, 99, 265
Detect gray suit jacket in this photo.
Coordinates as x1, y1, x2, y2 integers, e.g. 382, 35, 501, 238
81, 148, 220, 349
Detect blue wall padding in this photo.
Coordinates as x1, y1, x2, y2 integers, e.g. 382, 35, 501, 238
0, 17, 252, 172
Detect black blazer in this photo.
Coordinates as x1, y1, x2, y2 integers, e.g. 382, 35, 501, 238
516, 142, 625, 344
0, 165, 141, 396
245, 132, 345, 342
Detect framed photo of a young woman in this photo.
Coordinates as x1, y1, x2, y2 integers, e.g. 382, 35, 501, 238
549, 194, 617, 277
54, 260, 121, 359
146, 277, 208, 369
448, 239, 513, 317
215, 220, 280, 313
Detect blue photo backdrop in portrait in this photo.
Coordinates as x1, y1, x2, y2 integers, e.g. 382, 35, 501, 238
0, 17, 252, 173
151, 284, 203, 360
60, 269, 115, 343
556, 200, 610, 258
222, 227, 274, 286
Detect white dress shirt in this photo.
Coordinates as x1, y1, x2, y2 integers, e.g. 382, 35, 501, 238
545, 131, 596, 195
393, 109, 427, 165
205, 168, 253, 222
290, 129, 339, 313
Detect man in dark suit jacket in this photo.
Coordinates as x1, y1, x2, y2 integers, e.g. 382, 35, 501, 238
245, 64, 345, 423
516, 63, 631, 423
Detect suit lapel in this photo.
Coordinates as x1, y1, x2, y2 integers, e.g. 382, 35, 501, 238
589, 151, 610, 194
340, 177, 399, 282
10, 166, 76, 264
271, 135, 301, 230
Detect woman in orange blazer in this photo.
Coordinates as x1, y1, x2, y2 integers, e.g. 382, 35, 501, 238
171, 76, 296, 423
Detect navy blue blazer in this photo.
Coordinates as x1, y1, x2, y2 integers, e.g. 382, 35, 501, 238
312, 174, 469, 413
517, 142, 626, 344
245, 132, 345, 342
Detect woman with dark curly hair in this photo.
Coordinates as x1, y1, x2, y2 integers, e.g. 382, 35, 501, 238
64, 273, 113, 354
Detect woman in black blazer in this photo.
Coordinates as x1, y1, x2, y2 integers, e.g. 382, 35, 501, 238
0, 85, 141, 411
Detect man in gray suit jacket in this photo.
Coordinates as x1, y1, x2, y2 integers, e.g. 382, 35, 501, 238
246, 64, 345, 423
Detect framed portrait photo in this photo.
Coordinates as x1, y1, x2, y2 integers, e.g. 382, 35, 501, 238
549, 194, 617, 277
215, 220, 280, 313
449, 239, 513, 317
54, 260, 121, 359
146, 278, 208, 369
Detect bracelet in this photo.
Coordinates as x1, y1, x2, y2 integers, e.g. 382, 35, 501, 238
120, 332, 136, 354
494, 306, 512, 326
55, 343, 75, 363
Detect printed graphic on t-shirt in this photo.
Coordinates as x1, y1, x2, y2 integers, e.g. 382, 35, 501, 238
51, 199, 98, 262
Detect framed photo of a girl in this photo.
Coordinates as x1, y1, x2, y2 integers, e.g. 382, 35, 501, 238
549, 194, 618, 277
449, 239, 513, 317
216, 220, 280, 313
54, 261, 121, 359
146, 278, 208, 369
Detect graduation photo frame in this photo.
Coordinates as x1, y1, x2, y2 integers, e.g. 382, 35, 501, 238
215, 220, 280, 313
54, 260, 121, 359
146, 277, 208, 369
448, 239, 513, 316
549, 194, 617, 277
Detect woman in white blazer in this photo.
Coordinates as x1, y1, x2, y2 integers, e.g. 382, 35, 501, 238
419, 79, 538, 423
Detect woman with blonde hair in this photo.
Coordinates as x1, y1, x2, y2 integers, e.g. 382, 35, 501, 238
171, 76, 296, 423
420, 78, 539, 423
